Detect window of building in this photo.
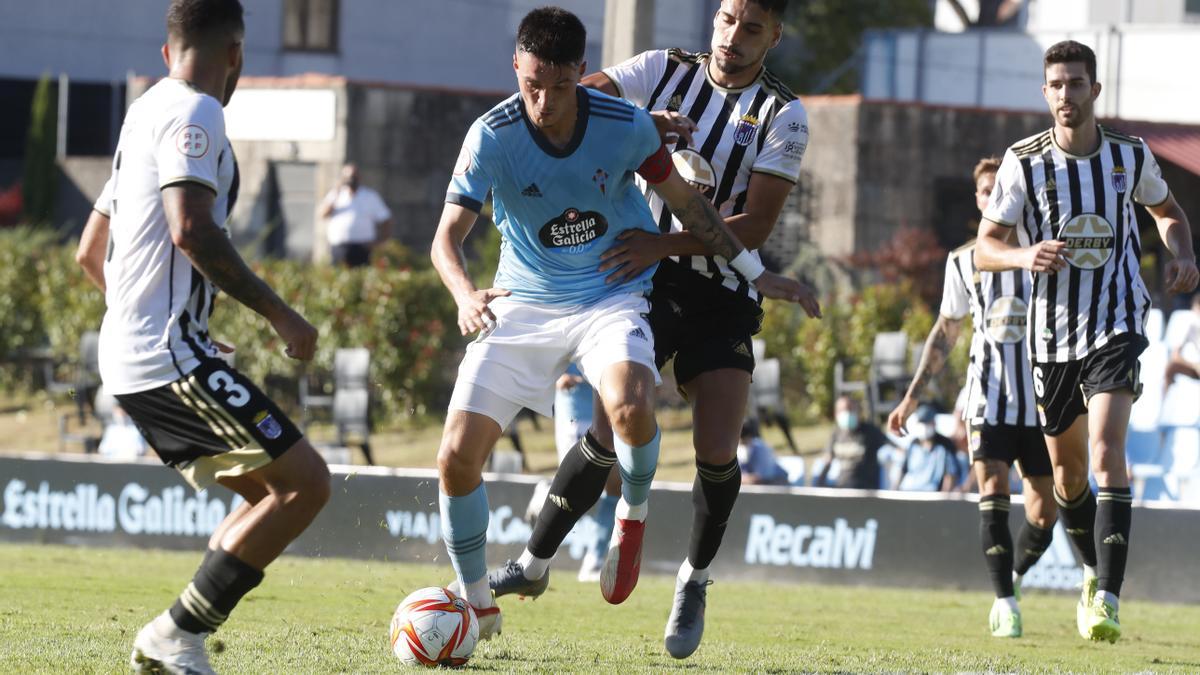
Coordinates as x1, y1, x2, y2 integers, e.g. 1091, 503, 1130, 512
283, 0, 339, 52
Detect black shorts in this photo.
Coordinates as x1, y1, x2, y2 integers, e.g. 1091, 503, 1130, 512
1032, 333, 1148, 437
331, 242, 371, 267
115, 356, 303, 489
648, 260, 763, 387
967, 423, 1053, 477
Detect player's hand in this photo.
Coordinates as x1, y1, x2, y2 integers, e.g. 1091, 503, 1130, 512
887, 396, 918, 436
271, 309, 318, 361
651, 110, 698, 145
455, 287, 511, 336
556, 373, 583, 391
1024, 240, 1068, 273
599, 230, 664, 284
1165, 257, 1199, 294
751, 272, 822, 318
212, 339, 236, 354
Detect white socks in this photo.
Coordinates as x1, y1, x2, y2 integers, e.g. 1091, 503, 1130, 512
518, 549, 551, 580
678, 558, 709, 584
466, 578, 493, 609
616, 498, 648, 522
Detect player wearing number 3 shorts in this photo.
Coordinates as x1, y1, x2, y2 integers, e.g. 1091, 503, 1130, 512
977, 40, 1198, 643
81, 2, 331, 672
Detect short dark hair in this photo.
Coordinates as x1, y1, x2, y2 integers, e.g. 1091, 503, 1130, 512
517, 7, 586, 65
747, 0, 789, 17
1044, 40, 1096, 84
167, 0, 245, 45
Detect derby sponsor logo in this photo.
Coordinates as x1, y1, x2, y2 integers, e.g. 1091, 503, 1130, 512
1059, 214, 1115, 270
2, 479, 235, 536
985, 295, 1028, 344
744, 514, 878, 569
671, 149, 716, 199
539, 208, 608, 252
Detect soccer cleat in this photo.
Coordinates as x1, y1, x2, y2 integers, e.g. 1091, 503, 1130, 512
664, 578, 712, 658
487, 559, 550, 600
989, 600, 1022, 638
129, 612, 215, 675
600, 516, 646, 604
1085, 595, 1121, 643
1076, 573, 1098, 639
473, 601, 503, 641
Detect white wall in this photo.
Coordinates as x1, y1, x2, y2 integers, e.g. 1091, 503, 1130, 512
862, 25, 1200, 123
0, 0, 710, 91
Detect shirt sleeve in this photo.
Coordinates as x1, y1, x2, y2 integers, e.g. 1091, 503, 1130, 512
982, 149, 1026, 227
1133, 140, 1170, 207
752, 100, 808, 184
93, 175, 115, 217
155, 94, 225, 193
371, 189, 392, 221
446, 120, 496, 213
939, 252, 971, 319
601, 49, 667, 107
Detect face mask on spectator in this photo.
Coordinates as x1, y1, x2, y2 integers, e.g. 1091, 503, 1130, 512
836, 411, 858, 431
911, 422, 936, 441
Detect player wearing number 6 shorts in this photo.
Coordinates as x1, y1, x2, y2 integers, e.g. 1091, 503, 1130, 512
977, 41, 1198, 643
890, 157, 1057, 639
78, 2, 331, 672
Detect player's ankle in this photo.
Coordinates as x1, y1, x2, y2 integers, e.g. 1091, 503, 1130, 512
517, 549, 550, 580
616, 499, 648, 521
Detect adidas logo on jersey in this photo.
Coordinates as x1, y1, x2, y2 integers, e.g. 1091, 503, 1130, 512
522, 183, 543, 197
628, 327, 647, 340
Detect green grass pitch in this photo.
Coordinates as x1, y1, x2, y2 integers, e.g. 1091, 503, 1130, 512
2, 543, 1199, 673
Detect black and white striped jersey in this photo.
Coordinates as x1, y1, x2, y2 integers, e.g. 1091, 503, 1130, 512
985, 126, 1170, 363
602, 49, 808, 301
941, 242, 1038, 427
97, 78, 238, 395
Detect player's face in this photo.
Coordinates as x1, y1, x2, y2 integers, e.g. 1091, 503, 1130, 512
711, 0, 781, 76
1042, 62, 1100, 130
514, 51, 584, 131
975, 171, 996, 213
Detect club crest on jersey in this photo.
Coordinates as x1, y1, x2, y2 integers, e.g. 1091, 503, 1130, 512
666, 94, 683, 112
1059, 213, 1115, 270
593, 169, 609, 195
734, 113, 759, 146
539, 208, 609, 252
254, 411, 283, 440
985, 296, 1029, 344
1111, 166, 1128, 194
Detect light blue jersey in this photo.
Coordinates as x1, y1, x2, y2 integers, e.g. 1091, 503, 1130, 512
447, 87, 667, 306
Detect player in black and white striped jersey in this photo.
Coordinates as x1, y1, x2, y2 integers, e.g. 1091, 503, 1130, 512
888, 158, 1057, 639
978, 40, 1198, 643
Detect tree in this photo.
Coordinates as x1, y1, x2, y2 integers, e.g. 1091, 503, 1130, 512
22, 73, 58, 226
767, 0, 933, 94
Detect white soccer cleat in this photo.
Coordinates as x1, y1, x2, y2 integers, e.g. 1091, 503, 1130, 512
129, 612, 215, 675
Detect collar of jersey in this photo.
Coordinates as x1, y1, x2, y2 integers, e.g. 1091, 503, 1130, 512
521, 87, 590, 159
703, 55, 765, 94
1049, 124, 1104, 160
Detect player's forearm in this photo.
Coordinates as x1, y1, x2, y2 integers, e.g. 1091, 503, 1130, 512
76, 211, 109, 293
1157, 210, 1195, 262
580, 72, 618, 97
656, 213, 773, 258
430, 237, 477, 301
176, 225, 289, 322
903, 316, 961, 401
975, 234, 1024, 272
670, 191, 744, 261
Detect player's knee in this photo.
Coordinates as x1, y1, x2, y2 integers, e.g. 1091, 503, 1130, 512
287, 443, 331, 511
976, 460, 1009, 495
437, 442, 482, 487
1052, 465, 1088, 497
693, 435, 737, 465
606, 397, 654, 442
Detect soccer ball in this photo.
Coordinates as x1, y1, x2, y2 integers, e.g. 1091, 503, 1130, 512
389, 586, 479, 667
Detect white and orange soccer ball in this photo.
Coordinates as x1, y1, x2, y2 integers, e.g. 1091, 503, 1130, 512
388, 586, 479, 667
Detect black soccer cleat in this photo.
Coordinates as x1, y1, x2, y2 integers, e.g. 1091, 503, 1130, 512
489, 559, 550, 599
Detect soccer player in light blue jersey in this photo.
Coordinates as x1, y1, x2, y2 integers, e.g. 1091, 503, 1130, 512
430, 7, 809, 639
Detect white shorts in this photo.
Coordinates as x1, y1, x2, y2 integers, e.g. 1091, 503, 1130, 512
449, 293, 659, 429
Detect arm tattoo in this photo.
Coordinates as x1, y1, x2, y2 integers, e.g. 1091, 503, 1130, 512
673, 191, 742, 260
904, 317, 960, 400
182, 224, 287, 320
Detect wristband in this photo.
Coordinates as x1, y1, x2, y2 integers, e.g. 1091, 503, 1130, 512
729, 249, 765, 281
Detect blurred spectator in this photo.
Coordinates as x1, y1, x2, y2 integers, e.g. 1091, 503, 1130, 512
895, 405, 966, 492
1165, 294, 1200, 387
320, 163, 393, 267
554, 363, 593, 461
817, 395, 889, 489
737, 419, 789, 486
97, 404, 149, 460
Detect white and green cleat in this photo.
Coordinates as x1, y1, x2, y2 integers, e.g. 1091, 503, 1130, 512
1076, 573, 1098, 639
1085, 595, 1121, 643
989, 600, 1022, 638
